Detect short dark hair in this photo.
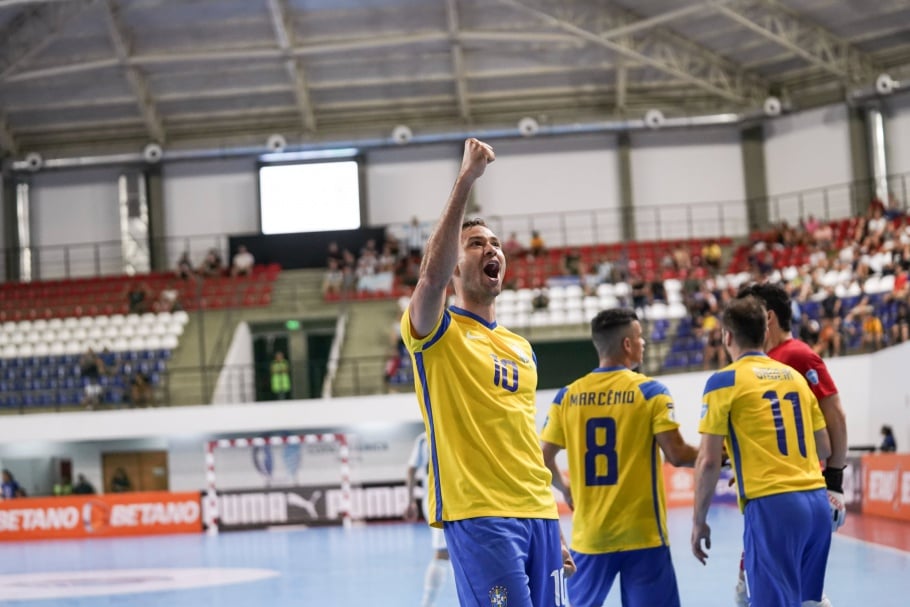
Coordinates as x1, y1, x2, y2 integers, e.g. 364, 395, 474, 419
591, 308, 638, 357
721, 296, 767, 350
462, 217, 487, 230
736, 282, 791, 330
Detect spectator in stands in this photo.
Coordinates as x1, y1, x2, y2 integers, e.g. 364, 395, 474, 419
804, 214, 821, 236
860, 307, 884, 352
53, 475, 72, 496
341, 249, 358, 293
561, 248, 584, 277
1, 469, 23, 499
889, 292, 909, 345
813, 222, 834, 250
127, 282, 151, 314
231, 245, 255, 277
175, 252, 195, 280
502, 232, 524, 259
378, 242, 398, 274
404, 216, 429, 259
647, 272, 667, 304
885, 194, 905, 222
110, 467, 132, 493
702, 240, 722, 271
270, 351, 291, 400
326, 241, 345, 266
198, 248, 224, 277
80, 348, 106, 409
627, 273, 646, 311
672, 244, 691, 272
72, 474, 96, 495
880, 425, 897, 453
155, 283, 181, 313
699, 305, 726, 370
322, 258, 344, 298
129, 371, 153, 407
532, 287, 550, 311
867, 206, 888, 240
529, 230, 546, 258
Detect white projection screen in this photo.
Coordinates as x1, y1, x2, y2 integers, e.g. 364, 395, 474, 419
259, 160, 361, 234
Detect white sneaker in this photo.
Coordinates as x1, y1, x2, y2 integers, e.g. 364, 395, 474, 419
734, 580, 748, 607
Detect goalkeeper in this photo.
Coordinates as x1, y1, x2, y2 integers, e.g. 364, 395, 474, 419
733, 283, 848, 606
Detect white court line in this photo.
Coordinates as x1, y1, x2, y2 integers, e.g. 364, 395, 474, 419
0, 568, 279, 601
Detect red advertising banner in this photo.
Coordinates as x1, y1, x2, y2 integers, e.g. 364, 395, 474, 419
0, 491, 202, 541
861, 453, 910, 522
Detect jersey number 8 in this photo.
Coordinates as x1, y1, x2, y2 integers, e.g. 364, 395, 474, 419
585, 417, 618, 486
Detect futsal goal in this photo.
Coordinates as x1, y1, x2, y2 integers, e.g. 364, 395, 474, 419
203, 433, 354, 534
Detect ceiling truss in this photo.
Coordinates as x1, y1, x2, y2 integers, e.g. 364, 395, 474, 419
102, 0, 165, 143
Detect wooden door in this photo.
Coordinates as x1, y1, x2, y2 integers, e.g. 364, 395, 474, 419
101, 450, 169, 493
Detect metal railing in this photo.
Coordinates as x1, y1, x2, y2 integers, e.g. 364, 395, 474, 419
3, 171, 909, 284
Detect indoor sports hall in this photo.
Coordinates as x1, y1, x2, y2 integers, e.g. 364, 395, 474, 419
2, 1, 910, 606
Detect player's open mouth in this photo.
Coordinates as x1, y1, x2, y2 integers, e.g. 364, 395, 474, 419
483, 260, 500, 279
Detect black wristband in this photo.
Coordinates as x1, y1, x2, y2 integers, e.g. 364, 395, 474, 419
822, 466, 845, 493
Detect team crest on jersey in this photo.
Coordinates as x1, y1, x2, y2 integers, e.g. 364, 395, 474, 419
667, 402, 677, 422
806, 369, 819, 385
489, 585, 508, 606
700, 403, 708, 419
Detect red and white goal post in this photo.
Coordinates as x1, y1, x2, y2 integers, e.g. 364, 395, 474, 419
204, 433, 353, 534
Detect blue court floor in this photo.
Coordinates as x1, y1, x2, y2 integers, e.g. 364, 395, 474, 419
0, 506, 906, 606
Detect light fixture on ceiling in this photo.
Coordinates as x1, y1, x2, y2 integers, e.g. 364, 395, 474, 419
143, 142, 163, 164
266, 134, 287, 153
644, 109, 665, 129
875, 73, 898, 96
24, 152, 44, 172
763, 96, 782, 117
517, 116, 540, 137
391, 125, 413, 145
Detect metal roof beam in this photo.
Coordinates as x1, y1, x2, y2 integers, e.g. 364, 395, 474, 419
266, 0, 316, 133
714, 0, 880, 82
497, 0, 767, 106
102, 0, 165, 143
445, 0, 471, 122
0, 0, 96, 81
0, 113, 17, 156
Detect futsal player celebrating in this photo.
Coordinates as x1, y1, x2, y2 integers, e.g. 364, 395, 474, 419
541, 308, 698, 607
692, 296, 834, 607
400, 138, 575, 607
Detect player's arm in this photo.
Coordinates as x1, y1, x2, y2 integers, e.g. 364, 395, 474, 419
691, 433, 725, 565
541, 440, 572, 510
655, 429, 698, 467
815, 428, 832, 463
817, 392, 847, 469
407, 138, 495, 338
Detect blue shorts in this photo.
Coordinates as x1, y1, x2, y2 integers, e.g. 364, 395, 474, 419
444, 517, 565, 607
743, 489, 831, 607
567, 546, 680, 607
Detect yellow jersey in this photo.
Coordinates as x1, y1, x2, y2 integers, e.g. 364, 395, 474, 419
699, 352, 827, 510
540, 366, 679, 553
401, 305, 558, 528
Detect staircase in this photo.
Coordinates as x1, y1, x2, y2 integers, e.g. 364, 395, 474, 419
163, 269, 344, 406
329, 299, 401, 397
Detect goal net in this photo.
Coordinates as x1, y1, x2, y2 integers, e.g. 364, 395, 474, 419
203, 433, 355, 534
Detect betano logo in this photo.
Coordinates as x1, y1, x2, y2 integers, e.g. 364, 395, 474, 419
83, 500, 201, 532
0, 506, 81, 532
